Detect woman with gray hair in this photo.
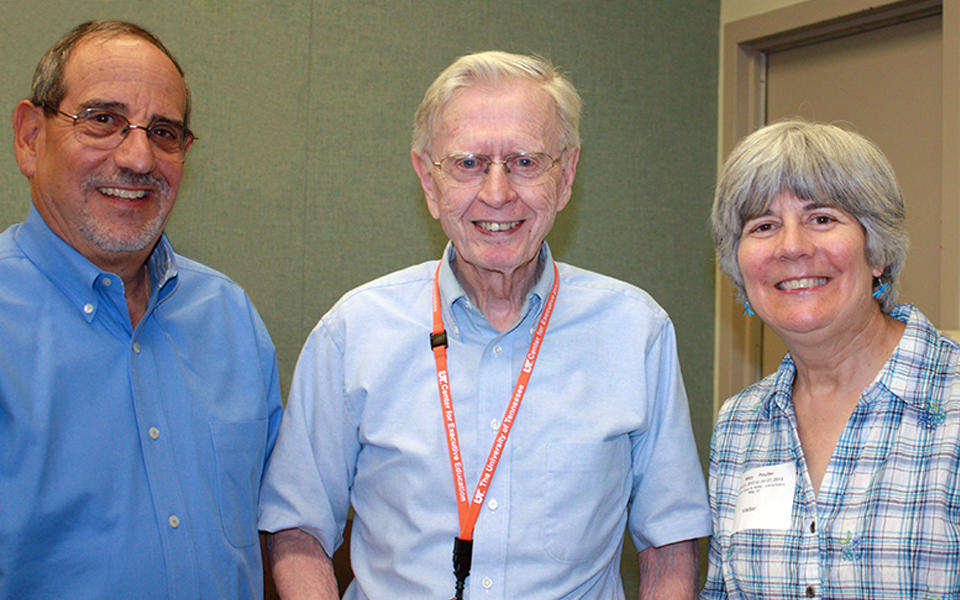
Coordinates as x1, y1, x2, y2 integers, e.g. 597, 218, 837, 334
701, 119, 960, 599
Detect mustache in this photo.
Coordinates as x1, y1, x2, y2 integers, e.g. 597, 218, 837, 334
84, 169, 170, 195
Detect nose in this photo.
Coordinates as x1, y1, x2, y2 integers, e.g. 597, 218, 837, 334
477, 162, 517, 207
112, 127, 157, 174
775, 220, 814, 260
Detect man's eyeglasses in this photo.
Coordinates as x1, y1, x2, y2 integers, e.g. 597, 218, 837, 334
44, 105, 195, 160
431, 150, 564, 188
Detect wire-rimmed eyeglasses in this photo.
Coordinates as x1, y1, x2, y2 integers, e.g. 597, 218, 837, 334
431, 150, 564, 188
43, 105, 195, 161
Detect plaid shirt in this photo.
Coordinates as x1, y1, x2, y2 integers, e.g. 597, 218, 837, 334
701, 305, 960, 600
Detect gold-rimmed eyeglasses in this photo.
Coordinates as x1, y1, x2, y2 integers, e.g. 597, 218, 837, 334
431, 150, 564, 188
44, 105, 195, 161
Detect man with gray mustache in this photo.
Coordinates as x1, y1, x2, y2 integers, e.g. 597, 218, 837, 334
0, 20, 282, 599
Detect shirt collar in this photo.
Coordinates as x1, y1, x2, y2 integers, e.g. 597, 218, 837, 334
14, 204, 179, 319
871, 303, 944, 409
437, 241, 555, 332
148, 234, 179, 300
763, 354, 798, 417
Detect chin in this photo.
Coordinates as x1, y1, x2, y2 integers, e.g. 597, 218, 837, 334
84, 223, 164, 253
773, 314, 840, 338
467, 249, 526, 270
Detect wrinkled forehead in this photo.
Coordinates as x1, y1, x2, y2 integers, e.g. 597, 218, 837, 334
432, 80, 561, 152
62, 34, 188, 117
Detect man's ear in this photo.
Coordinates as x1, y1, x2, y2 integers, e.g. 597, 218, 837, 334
181, 134, 194, 157
411, 149, 441, 219
13, 100, 44, 177
555, 146, 580, 212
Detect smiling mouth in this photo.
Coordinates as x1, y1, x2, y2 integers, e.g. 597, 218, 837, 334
776, 277, 828, 290
98, 187, 150, 200
475, 220, 522, 232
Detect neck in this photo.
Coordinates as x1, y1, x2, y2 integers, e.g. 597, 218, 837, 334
121, 261, 152, 329
788, 309, 905, 400
452, 254, 544, 332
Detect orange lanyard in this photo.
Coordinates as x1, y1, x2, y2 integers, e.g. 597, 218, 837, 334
430, 260, 560, 541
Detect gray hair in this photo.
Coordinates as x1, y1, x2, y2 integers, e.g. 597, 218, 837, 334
30, 20, 191, 128
412, 51, 581, 154
711, 119, 908, 313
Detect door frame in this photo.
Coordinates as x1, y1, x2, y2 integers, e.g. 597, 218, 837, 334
714, 0, 960, 410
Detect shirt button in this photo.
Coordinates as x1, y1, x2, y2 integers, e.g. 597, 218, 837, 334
83, 303, 94, 314
489, 419, 500, 431
133, 342, 141, 354
102, 278, 112, 287
148, 427, 160, 440
810, 521, 816, 534
493, 345, 502, 355
805, 586, 815, 597
168, 515, 180, 528
487, 498, 499, 511
481, 577, 493, 589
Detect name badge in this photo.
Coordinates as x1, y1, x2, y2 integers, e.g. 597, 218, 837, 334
732, 461, 796, 533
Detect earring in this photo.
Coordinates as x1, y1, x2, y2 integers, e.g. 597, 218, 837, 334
872, 281, 889, 300
743, 299, 755, 316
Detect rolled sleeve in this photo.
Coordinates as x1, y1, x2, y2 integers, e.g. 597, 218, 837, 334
258, 320, 358, 556
627, 317, 711, 550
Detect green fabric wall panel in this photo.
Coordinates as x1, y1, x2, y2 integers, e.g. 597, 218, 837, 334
0, 7, 718, 586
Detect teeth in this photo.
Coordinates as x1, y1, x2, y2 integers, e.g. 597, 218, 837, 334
99, 187, 149, 200
476, 221, 521, 232
777, 278, 828, 290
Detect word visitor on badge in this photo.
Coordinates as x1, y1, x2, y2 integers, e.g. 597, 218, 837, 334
732, 462, 795, 533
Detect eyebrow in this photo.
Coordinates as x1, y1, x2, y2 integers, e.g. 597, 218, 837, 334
751, 198, 834, 218
77, 99, 185, 127
448, 150, 545, 158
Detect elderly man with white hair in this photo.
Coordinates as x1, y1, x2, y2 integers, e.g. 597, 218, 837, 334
259, 50, 710, 600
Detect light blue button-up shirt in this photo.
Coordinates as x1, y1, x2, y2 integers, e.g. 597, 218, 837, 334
0, 207, 283, 599
259, 243, 710, 599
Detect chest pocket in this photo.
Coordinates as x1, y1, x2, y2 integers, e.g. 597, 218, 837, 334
210, 419, 267, 548
541, 440, 629, 563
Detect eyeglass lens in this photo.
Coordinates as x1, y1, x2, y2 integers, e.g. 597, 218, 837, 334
440, 153, 557, 186
70, 109, 189, 155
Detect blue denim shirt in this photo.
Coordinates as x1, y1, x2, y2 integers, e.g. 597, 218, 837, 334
259, 242, 710, 599
0, 207, 283, 599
